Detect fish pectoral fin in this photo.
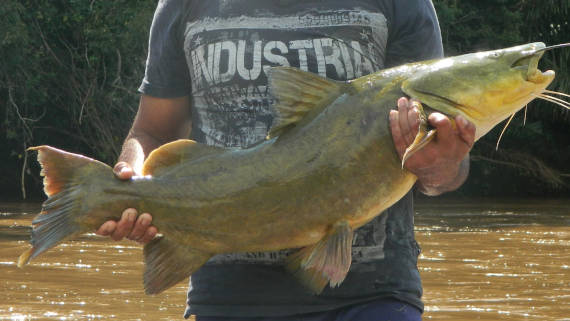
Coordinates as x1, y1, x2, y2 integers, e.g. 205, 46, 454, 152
285, 221, 353, 294
401, 129, 437, 168
401, 101, 436, 168
267, 67, 349, 138
143, 236, 211, 295
142, 139, 225, 176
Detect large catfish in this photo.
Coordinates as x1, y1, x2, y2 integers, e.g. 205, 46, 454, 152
19, 42, 563, 295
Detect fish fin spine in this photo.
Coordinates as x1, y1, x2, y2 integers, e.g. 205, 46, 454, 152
18, 146, 112, 267
143, 236, 211, 295
286, 221, 353, 294
267, 67, 350, 138
401, 101, 436, 167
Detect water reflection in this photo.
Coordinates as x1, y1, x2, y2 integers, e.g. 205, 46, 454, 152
415, 199, 569, 320
0, 199, 568, 320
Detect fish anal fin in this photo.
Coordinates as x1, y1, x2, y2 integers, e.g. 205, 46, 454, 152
286, 221, 353, 294
267, 67, 348, 138
142, 139, 224, 176
143, 236, 211, 295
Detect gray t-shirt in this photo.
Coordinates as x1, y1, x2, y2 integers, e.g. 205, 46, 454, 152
139, 0, 443, 317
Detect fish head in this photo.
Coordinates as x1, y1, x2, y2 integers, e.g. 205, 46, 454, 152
402, 42, 555, 140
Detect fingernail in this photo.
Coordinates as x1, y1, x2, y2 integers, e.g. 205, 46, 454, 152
101, 223, 112, 235
432, 113, 445, 122
458, 116, 467, 127
122, 210, 136, 223
397, 98, 405, 108
410, 106, 419, 117
140, 216, 150, 227
412, 117, 420, 128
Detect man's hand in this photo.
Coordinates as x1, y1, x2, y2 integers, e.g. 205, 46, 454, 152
389, 97, 476, 196
95, 95, 190, 244
95, 162, 158, 243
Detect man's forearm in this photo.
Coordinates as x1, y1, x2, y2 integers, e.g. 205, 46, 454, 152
118, 130, 163, 175
416, 155, 470, 196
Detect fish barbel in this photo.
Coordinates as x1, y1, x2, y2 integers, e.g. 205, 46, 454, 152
19, 42, 559, 295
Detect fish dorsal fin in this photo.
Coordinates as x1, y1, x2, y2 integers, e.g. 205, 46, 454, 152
142, 139, 224, 176
267, 67, 349, 138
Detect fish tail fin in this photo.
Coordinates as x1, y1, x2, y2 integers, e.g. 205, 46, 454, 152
18, 146, 113, 267
286, 221, 354, 294
143, 236, 211, 295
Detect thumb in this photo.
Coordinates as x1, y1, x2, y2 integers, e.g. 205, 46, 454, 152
113, 161, 135, 180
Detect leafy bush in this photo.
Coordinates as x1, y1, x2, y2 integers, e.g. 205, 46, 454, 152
1, 0, 155, 199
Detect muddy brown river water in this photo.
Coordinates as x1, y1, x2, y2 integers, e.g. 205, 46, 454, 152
1, 199, 568, 320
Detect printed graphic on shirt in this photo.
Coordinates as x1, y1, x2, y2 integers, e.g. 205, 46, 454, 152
183, 9, 389, 264
184, 10, 387, 147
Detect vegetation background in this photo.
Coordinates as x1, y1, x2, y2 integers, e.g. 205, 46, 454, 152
1, 0, 568, 200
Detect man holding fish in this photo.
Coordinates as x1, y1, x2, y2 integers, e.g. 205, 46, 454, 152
97, 0, 475, 319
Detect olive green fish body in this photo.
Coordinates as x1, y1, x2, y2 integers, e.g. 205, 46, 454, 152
120, 81, 414, 254
19, 42, 556, 295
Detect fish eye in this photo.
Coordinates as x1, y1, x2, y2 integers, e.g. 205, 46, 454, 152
492, 52, 503, 58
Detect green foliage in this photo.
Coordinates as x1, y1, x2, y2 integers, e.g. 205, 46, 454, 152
1, 0, 156, 199
435, 0, 524, 55
434, 0, 570, 196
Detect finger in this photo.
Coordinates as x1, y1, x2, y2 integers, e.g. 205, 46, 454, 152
96, 220, 117, 236
389, 109, 406, 158
455, 115, 476, 149
111, 208, 137, 241
428, 112, 453, 145
397, 97, 415, 146
138, 226, 158, 244
113, 162, 134, 180
407, 99, 421, 139
127, 213, 153, 241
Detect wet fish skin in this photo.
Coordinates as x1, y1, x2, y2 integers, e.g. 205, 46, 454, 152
18, 42, 555, 295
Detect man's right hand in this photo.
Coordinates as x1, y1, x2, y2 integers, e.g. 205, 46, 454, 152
95, 162, 158, 244
95, 94, 190, 244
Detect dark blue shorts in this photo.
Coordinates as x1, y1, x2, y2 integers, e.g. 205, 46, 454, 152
195, 299, 422, 321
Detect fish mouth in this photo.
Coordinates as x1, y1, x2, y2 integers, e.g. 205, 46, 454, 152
511, 49, 554, 84
514, 43, 570, 82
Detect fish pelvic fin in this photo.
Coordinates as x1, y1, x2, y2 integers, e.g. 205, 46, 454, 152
267, 67, 351, 138
143, 236, 211, 295
18, 146, 112, 267
143, 139, 225, 176
286, 221, 354, 294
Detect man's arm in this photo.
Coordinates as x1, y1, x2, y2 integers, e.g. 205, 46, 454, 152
96, 94, 191, 242
390, 97, 475, 196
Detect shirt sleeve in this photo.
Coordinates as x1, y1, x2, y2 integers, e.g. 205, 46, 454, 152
384, 0, 443, 68
138, 0, 191, 98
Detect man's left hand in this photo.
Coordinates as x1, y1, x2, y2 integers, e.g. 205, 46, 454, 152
389, 97, 476, 195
